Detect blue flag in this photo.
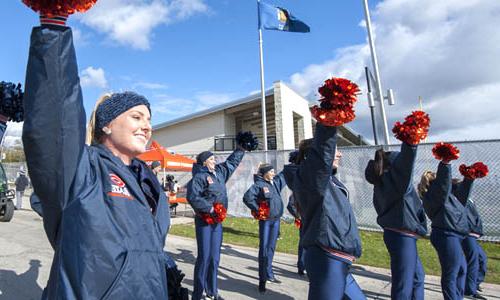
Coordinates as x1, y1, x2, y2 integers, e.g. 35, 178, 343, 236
258, 1, 310, 33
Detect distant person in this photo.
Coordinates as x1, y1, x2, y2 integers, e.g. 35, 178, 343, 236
15, 169, 30, 210
151, 161, 161, 176
365, 111, 430, 300
284, 77, 366, 300
419, 149, 468, 300
462, 198, 488, 300
243, 163, 287, 293
187, 131, 257, 300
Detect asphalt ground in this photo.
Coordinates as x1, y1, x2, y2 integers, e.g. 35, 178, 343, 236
1, 199, 500, 299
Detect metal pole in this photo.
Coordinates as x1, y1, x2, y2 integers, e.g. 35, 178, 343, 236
362, 0, 390, 145
365, 67, 378, 145
257, 0, 268, 151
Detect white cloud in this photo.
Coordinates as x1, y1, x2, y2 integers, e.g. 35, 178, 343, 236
80, 67, 108, 88
77, 0, 209, 50
288, 0, 500, 143
133, 82, 169, 90
151, 91, 235, 118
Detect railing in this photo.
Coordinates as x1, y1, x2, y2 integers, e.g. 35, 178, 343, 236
214, 135, 277, 151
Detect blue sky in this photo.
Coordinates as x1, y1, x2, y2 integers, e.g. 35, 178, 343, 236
1, 0, 499, 143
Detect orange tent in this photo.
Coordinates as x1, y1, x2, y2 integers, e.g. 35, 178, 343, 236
137, 140, 195, 172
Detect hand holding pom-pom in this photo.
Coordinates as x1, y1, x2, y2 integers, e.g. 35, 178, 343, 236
200, 202, 227, 224
294, 218, 302, 229
310, 77, 359, 127
0, 82, 24, 123
392, 111, 430, 145
212, 203, 227, 223
432, 142, 460, 162
236, 131, 259, 151
459, 162, 489, 179
251, 201, 270, 220
23, 0, 98, 16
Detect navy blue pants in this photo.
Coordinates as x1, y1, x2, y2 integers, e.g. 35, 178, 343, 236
431, 229, 466, 300
383, 230, 425, 300
297, 227, 306, 273
462, 236, 488, 296
305, 245, 366, 300
478, 244, 487, 287
259, 219, 280, 281
193, 217, 223, 300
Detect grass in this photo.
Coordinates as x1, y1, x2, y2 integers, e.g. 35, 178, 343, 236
169, 217, 500, 284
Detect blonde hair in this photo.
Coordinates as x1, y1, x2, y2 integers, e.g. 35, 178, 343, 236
86, 93, 112, 145
417, 171, 436, 198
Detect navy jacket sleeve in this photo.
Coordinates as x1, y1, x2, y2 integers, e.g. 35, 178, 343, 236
425, 162, 452, 214
187, 176, 213, 213
22, 27, 87, 245
390, 142, 418, 194
216, 148, 245, 182
274, 171, 287, 191
297, 123, 337, 202
454, 178, 474, 205
243, 184, 260, 212
287, 195, 299, 219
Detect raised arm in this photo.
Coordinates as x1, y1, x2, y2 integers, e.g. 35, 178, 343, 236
390, 142, 418, 194
425, 162, 452, 208
453, 178, 474, 205
22, 26, 86, 240
297, 123, 337, 194
216, 148, 245, 182
286, 195, 299, 219
274, 171, 287, 191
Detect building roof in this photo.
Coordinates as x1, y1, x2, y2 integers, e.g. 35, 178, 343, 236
153, 88, 274, 130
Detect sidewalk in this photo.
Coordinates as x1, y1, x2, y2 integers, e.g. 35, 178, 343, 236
166, 234, 500, 300
1, 207, 500, 299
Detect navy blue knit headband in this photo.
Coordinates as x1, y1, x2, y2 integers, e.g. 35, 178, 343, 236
95, 91, 151, 131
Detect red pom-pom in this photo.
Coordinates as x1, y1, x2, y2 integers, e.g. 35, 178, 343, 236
294, 218, 302, 229
432, 142, 460, 161
311, 77, 359, 126
22, 0, 98, 16
460, 162, 489, 179
200, 212, 215, 225
199, 202, 227, 224
392, 111, 430, 145
251, 201, 270, 221
212, 203, 227, 223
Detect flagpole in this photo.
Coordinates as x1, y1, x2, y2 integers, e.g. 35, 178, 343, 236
257, 0, 268, 151
362, 0, 390, 145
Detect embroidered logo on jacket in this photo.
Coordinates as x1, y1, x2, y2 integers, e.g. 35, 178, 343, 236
207, 176, 214, 184
263, 187, 270, 194
108, 173, 133, 199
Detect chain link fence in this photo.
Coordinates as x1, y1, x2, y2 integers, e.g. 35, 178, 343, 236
207, 140, 500, 242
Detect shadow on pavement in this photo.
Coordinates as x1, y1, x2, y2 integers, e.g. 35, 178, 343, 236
0, 259, 43, 300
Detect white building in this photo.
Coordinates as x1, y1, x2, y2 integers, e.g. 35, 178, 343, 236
152, 81, 368, 154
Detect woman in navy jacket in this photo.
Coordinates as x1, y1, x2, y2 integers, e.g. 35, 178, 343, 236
243, 163, 287, 292
284, 123, 365, 300
22, 14, 171, 299
365, 124, 428, 300
187, 149, 245, 300
419, 154, 472, 300
462, 199, 488, 299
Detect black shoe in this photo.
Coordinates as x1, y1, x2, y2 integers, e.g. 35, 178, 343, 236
267, 277, 282, 284
259, 281, 266, 293
298, 270, 305, 276
472, 294, 487, 300
477, 286, 483, 292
